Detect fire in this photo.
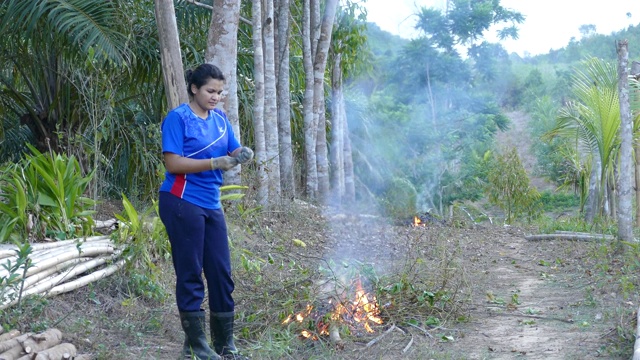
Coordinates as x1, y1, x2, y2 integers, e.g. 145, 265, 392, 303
413, 216, 424, 226
284, 277, 383, 340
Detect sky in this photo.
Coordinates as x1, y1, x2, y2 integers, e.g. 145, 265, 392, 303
364, 0, 637, 56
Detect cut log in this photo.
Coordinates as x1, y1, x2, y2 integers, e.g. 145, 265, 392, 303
0, 334, 31, 353
525, 233, 615, 242
22, 329, 62, 354
33, 343, 76, 360
0, 331, 20, 343
0, 342, 25, 360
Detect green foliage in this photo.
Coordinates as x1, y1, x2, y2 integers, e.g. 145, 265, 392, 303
538, 190, 580, 212
534, 214, 616, 235
486, 147, 541, 223
114, 195, 170, 279
379, 177, 418, 220
0, 145, 96, 243
545, 57, 620, 217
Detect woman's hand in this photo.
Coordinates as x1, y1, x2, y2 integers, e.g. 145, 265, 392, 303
235, 147, 254, 164
211, 156, 239, 171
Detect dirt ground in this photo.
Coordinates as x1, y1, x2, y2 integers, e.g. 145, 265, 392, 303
4, 111, 635, 359
6, 199, 633, 360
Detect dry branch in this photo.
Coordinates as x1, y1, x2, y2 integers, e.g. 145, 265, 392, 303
402, 334, 414, 354
365, 324, 396, 348
524, 233, 614, 242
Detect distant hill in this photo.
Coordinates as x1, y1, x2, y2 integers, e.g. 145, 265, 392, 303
528, 23, 640, 64
365, 22, 409, 58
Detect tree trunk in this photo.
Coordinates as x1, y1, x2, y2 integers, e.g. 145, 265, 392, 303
276, 0, 295, 198
313, 0, 339, 203
252, 0, 269, 205
154, 0, 188, 110
632, 60, 640, 226
585, 154, 600, 222
330, 54, 345, 205
616, 40, 633, 242
206, 0, 242, 184
302, 0, 317, 199
343, 98, 355, 204
263, 0, 281, 200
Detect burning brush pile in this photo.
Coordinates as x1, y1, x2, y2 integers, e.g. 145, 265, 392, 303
282, 275, 384, 344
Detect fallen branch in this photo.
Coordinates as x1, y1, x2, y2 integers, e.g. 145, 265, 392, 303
365, 324, 396, 348
405, 322, 434, 339
402, 334, 414, 354
488, 310, 574, 323
525, 233, 614, 242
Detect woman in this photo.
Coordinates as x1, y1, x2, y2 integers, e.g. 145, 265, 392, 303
159, 63, 253, 360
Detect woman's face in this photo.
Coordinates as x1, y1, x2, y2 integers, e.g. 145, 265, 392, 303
191, 78, 224, 112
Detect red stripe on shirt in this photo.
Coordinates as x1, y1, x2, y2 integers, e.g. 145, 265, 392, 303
170, 174, 186, 197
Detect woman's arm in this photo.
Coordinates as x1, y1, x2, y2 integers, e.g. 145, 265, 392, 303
164, 153, 210, 174
164, 153, 238, 174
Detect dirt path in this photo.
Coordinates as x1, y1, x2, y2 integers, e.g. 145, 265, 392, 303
442, 226, 623, 360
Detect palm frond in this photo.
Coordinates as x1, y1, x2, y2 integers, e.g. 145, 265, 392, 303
1, 0, 128, 64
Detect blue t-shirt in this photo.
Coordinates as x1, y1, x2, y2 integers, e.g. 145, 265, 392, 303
159, 103, 241, 209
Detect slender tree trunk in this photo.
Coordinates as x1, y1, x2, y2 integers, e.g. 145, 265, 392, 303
276, 0, 295, 198
313, 0, 339, 202
302, 0, 317, 199
263, 0, 281, 200
206, 0, 242, 184
616, 40, 632, 242
310, 0, 320, 60
585, 155, 600, 222
154, 0, 188, 110
631, 60, 640, 226
330, 54, 344, 205
343, 97, 355, 204
252, 0, 269, 205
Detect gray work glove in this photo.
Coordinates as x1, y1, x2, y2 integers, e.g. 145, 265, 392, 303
236, 147, 254, 164
211, 156, 239, 171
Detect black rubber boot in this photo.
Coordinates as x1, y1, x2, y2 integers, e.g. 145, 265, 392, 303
180, 311, 221, 360
210, 312, 247, 359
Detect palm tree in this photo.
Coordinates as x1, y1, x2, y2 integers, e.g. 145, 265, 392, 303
546, 57, 620, 220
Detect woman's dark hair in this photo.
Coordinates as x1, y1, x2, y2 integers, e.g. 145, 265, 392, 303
185, 63, 225, 96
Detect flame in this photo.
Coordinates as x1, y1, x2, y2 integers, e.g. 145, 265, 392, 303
413, 216, 423, 226
286, 277, 383, 339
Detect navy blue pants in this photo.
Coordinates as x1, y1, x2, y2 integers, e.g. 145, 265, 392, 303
159, 192, 235, 313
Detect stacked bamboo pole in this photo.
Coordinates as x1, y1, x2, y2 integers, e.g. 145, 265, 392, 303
0, 235, 125, 310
